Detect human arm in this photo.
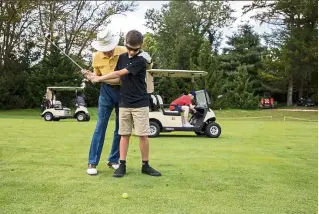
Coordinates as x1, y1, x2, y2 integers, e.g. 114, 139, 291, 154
183, 96, 196, 111
90, 57, 146, 83
81, 69, 120, 84
84, 52, 121, 83
90, 69, 129, 83
102, 78, 120, 84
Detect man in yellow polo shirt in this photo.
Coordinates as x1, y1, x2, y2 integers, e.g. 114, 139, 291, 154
85, 29, 126, 175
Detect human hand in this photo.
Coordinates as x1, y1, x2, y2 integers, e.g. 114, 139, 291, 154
81, 69, 89, 76
90, 75, 101, 83
81, 69, 94, 79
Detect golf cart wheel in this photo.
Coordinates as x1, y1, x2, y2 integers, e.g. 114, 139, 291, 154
149, 121, 160, 138
76, 113, 86, 122
205, 122, 221, 138
44, 113, 53, 121
86, 114, 90, 121
194, 131, 205, 136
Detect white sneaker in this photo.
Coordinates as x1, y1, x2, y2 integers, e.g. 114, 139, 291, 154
108, 162, 120, 170
87, 164, 98, 175
183, 123, 193, 127
111, 164, 119, 170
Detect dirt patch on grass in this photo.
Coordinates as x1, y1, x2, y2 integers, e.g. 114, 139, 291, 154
276, 109, 318, 112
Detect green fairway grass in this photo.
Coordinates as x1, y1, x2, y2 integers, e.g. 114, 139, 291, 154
0, 109, 317, 214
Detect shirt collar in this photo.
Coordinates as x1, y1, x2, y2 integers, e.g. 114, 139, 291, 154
101, 47, 121, 59
125, 51, 141, 59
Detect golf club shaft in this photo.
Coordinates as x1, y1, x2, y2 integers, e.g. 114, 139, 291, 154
44, 35, 84, 70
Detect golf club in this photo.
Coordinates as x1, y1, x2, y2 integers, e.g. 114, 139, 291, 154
43, 33, 84, 71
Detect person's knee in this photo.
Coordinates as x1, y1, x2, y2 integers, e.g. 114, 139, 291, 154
139, 136, 148, 141
182, 106, 189, 114
98, 105, 114, 120
121, 135, 130, 139
181, 106, 189, 111
120, 135, 130, 142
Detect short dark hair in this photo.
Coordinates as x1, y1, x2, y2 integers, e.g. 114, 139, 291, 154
126, 30, 143, 47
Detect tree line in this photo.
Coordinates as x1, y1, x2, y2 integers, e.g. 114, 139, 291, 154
0, 0, 317, 109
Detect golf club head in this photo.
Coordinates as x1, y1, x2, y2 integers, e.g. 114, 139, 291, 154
44, 33, 60, 41
45, 33, 51, 39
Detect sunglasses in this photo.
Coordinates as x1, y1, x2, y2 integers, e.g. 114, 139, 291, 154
125, 45, 140, 52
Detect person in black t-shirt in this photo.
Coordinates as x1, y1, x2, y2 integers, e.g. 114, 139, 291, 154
89, 30, 161, 178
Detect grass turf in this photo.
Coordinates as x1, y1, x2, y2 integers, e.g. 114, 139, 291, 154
0, 109, 317, 214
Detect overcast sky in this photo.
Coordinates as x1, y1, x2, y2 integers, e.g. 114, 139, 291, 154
106, 1, 271, 48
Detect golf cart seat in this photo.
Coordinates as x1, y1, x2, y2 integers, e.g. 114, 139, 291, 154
76, 95, 86, 107
53, 100, 63, 109
149, 94, 158, 111
155, 95, 181, 116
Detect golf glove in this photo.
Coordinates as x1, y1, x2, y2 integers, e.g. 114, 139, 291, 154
138, 51, 152, 64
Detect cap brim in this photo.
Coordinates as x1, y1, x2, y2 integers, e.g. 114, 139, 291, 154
91, 36, 119, 52
124, 42, 142, 49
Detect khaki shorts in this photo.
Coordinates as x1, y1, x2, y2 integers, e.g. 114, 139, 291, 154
119, 107, 149, 136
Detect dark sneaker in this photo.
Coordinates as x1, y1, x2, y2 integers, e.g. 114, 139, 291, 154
113, 164, 126, 178
142, 165, 161, 176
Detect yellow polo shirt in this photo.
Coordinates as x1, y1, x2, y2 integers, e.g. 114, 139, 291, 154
92, 46, 127, 76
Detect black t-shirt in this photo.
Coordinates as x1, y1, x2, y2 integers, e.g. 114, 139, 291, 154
115, 52, 149, 108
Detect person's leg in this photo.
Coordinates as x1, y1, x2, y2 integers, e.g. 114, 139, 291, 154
120, 135, 130, 160
174, 106, 184, 125
107, 103, 120, 166
87, 86, 113, 175
132, 107, 161, 176
88, 103, 113, 165
113, 108, 133, 177
139, 136, 149, 161
181, 106, 190, 121
181, 106, 192, 126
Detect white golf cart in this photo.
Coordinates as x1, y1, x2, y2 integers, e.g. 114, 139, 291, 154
40, 84, 90, 122
147, 69, 221, 138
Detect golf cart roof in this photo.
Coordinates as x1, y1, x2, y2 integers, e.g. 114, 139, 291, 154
47, 86, 84, 91
148, 69, 207, 78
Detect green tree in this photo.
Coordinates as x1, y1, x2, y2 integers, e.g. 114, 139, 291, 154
214, 24, 264, 108
144, 0, 233, 103
28, 37, 84, 108
225, 65, 260, 109
0, 0, 138, 109
219, 24, 265, 84
244, 0, 318, 105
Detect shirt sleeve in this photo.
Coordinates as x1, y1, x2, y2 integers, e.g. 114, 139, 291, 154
126, 57, 146, 76
115, 56, 121, 71
118, 46, 127, 54
92, 52, 101, 76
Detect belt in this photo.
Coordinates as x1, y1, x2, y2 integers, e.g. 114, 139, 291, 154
108, 84, 120, 89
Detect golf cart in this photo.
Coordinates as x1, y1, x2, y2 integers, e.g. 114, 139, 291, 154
297, 97, 317, 107
147, 69, 221, 138
40, 84, 90, 122
259, 92, 275, 109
